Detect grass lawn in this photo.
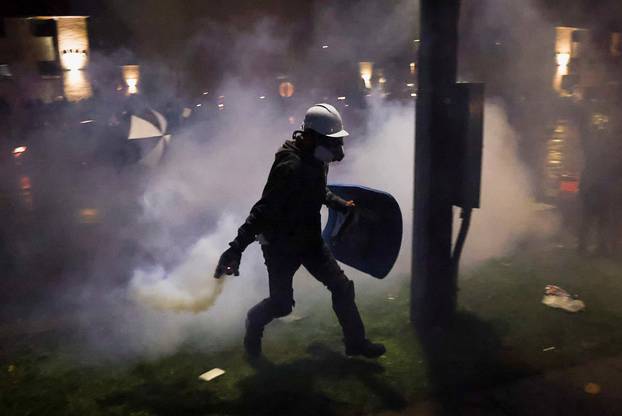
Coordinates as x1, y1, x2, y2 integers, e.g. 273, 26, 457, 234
2, 242, 622, 415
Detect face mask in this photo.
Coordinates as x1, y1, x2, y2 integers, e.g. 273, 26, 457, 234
313, 145, 335, 163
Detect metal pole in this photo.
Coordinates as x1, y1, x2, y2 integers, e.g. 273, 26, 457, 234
412, 0, 461, 328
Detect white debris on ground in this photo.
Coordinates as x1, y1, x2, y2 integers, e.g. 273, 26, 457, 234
278, 314, 306, 323
542, 284, 585, 313
198, 368, 226, 382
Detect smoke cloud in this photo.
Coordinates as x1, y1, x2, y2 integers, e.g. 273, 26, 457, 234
4, 1, 566, 359
122, 95, 557, 358
96, 6, 558, 355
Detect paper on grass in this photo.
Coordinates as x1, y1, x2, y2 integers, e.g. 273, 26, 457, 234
199, 368, 225, 382
542, 295, 585, 312
279, 314, 306, 323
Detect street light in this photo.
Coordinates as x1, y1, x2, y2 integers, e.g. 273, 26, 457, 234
279, 81, 295, 98
359, 62, 373, 89
12, 146, 27, 158
122, 65, 140, 95
556, 52, 570, 68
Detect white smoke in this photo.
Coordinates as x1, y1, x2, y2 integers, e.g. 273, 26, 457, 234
461, 102, 559, 266
79, 4, 561, 357
120, 87, 557, 356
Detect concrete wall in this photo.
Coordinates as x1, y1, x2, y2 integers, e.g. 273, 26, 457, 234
57, 17, 89, 71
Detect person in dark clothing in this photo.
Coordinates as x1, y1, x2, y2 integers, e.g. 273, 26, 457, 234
214, 104, 385, 359
577, 105, 620, 255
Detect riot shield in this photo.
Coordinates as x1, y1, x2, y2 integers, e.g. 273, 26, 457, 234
323, 184, 403, 279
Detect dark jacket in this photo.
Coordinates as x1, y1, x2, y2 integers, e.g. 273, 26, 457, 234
232, 139, 348, 250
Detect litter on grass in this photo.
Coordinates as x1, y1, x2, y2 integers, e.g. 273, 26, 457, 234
279, 314, 306, 323
199, 368, 226, 382
542, 284, 585, 313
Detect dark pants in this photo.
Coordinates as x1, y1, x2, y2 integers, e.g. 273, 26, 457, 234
246, 242, 366, 346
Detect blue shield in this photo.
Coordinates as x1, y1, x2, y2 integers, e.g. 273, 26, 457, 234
323, 184, 403, 279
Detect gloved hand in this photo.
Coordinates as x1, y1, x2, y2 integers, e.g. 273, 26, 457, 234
214, 246, 242, 278
336, 199, 356, 214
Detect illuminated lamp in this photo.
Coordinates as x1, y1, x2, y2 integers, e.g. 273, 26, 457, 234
122, 65, 140, 95
126, 79, 138, 94
75, 208, 100, 224
359, 62, 373, 89
556, 52, 570, 68
279, 81, 295, 98
62, 49, 87, 71
12, 146, 28, 156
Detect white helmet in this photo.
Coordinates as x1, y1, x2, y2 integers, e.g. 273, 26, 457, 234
302, 103, 349, 138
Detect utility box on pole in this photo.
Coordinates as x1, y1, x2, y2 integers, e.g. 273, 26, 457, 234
449, 82, 484, 210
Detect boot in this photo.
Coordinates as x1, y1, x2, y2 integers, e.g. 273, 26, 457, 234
345, 339, 386, 358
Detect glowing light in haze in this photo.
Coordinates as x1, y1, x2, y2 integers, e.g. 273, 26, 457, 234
359, 62, 373, 89
12, 146, 27, 157
63, 51, 86, 71
556, 52, 570, 68
126, 79, 138, 94
279, 81, 295, 97
122, 65, 140, 95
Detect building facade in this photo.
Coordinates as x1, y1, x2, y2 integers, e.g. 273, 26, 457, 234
0, 15, 92, 111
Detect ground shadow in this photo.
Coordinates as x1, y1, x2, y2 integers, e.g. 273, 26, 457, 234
415, 310, 622, 415
103, 343, 406, 415
216, 343, 407, 415
415, 311, 534, 415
